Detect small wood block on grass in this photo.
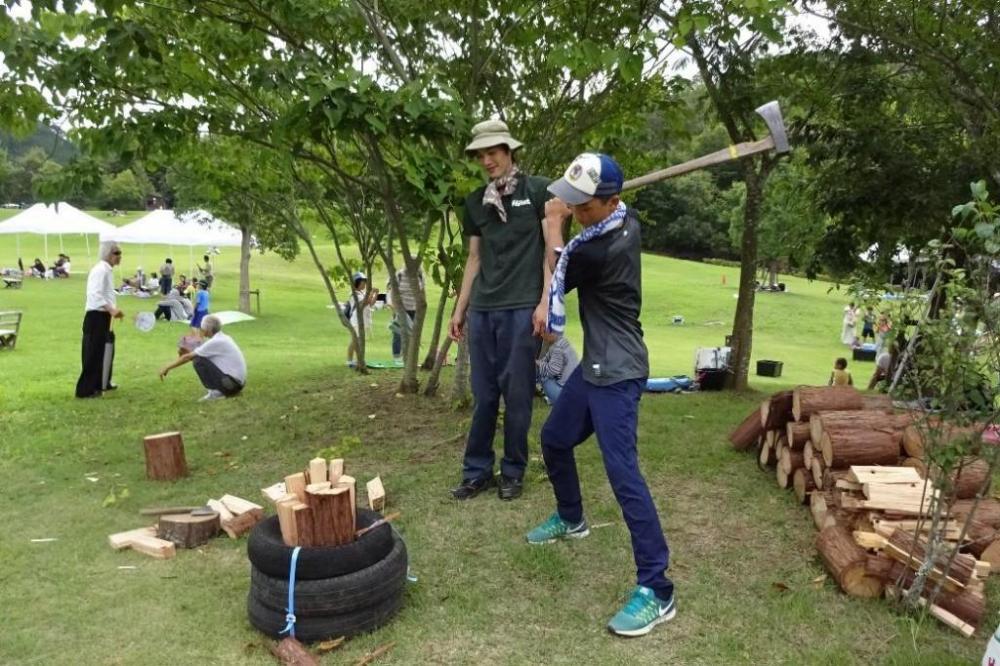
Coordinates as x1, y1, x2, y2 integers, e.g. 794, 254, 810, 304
269, 637, 320, 666
367, 476, 386, 512
157, 512, 220, 548
108, 526, 175, 559
217, 494, 264, 538
308, 457, 327, 484
143, 431, 188, 481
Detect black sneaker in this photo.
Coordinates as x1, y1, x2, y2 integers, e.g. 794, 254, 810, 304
450, 475, 495, 500
498, 475, 523, 501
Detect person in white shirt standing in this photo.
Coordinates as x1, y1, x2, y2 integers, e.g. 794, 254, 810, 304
76, 241, 124, 398
158, 314, 247, 401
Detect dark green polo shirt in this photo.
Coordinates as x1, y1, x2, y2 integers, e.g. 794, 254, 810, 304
462, 175, 552, 311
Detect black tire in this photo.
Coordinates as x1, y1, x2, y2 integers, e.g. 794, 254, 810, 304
247, 508, 393, 580
247, 588, 404, 642
250, 534, 408, 617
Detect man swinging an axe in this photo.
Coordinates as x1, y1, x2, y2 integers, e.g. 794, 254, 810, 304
523, 102, 789, 636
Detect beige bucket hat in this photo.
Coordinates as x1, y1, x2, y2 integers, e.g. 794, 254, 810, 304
464, 119, 524, 156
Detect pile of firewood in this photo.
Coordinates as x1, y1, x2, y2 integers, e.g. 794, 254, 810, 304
730, 385, 996, 637
259, 457, 387, 548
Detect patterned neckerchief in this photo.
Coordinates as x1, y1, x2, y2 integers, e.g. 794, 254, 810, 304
482, 165, 521, 223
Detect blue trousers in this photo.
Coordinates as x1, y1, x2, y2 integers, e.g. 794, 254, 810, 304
541, 378, 563, 404
540, 367, 673, 601
462, 307, 539, 481
391, 309, 416, 357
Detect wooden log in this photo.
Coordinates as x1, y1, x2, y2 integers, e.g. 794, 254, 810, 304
900, 457, 927, 478
305, 481, 331, 494
811, 411, 913, 450
793, 467, 817, 504
219, 495, 263, 516
811, 492, 837, 530
308, 457, 327, 484
902, 421, 985, 459
275, 495, 299, 546
883, 562, 985, 629
887, 529, 974, 587
760, 390, 794, 430
786, 422, 811, 451
821, 425, 899, 468
367, 476, 386, 512
331, 485, 355, 545
951, 499, 1000, 529
758, 439, 776, 468
949, 457, 990, 500
221, 508, 263, 539
142, 431, 188, 481
329, 458, 344, 484
157, 512, 220, 548
980, 540, 1000, 571
792, 386, 863, 422
811, 457, 824, 488
803, 440, 814, 470
306, 488, 339, 547
823, 468, 850, 491
730, 406, 765, 451
860, 394, 893, 412
815, 525, 884, 597
866, 553, 895, 580
269, 637, 320, 666
781, 448, 805, 475
776, 463, 792, 489
284, 472, 307, 503
293, 504, 315, 547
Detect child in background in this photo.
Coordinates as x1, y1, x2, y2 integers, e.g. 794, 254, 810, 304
190, 280, 210, 332
829, 357, 853, 386
345, 271, 378, 368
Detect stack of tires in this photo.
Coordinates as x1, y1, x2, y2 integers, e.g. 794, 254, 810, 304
246, 508, 407, 642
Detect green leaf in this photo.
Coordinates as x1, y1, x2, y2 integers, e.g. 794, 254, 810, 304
971, 179, 988, 201
974, 221, 994, 239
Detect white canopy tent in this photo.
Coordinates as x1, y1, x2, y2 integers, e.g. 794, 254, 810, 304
0, 202, 117, 260
100, 209, 243, 276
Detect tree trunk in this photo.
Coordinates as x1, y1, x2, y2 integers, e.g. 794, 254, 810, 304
451, 336, 471, 407
422, 275, 452, 371
424, 335, 454, 397
727, 166, 763, 390
238, 223, 251, 314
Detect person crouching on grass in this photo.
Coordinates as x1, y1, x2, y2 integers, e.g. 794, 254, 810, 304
524, 153, 675, 637
158, 314, 247, 401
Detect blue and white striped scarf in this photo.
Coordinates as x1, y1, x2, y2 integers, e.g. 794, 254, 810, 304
547, 201, 627, 334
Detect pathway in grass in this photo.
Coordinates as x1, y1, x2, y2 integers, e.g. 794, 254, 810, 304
0, 226, 989, 664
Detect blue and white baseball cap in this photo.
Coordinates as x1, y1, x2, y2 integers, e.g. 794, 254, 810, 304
547, 153, 624, 205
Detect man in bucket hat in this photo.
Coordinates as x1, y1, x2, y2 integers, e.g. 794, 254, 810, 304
449, 119, 555, 501
524, 153, 675, 637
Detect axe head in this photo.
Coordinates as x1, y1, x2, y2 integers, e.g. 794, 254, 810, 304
754, 101, 790, 154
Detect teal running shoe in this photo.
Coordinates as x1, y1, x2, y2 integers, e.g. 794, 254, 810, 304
525, 512, 589, 544
607, 586, 676, 637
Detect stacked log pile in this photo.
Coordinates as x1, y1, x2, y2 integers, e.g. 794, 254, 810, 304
730, 385, 995, 636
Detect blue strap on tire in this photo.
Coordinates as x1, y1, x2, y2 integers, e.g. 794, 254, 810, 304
280, 546, 302, 638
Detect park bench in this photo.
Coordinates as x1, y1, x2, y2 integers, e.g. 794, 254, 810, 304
2, 269, 23, 289
0, 310, 22, 350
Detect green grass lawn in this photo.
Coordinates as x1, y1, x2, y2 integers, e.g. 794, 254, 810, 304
0, 219, 992, 665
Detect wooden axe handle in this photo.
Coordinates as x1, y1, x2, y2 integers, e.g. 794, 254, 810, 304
622, 136, 775, 191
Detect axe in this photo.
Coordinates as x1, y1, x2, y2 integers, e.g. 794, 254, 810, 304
621, 101, 790, 191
